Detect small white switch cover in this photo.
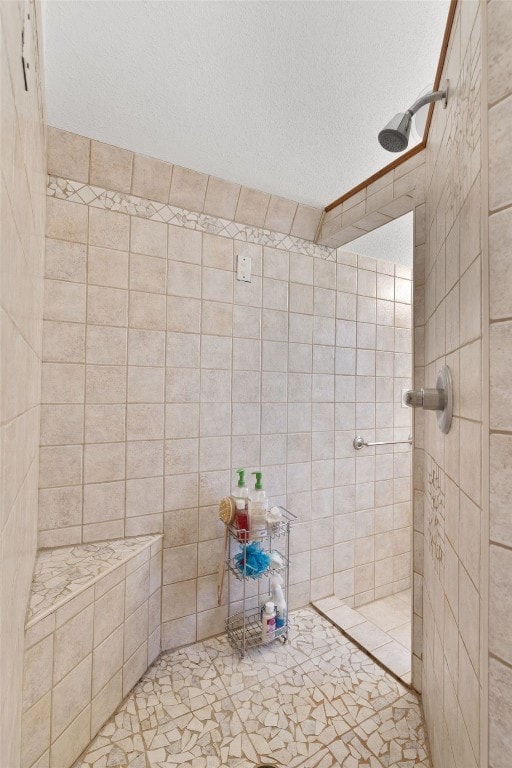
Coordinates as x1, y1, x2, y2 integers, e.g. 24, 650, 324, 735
237, 254, 251, 282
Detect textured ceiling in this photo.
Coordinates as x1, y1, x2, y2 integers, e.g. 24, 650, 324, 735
42, 0, 449, 208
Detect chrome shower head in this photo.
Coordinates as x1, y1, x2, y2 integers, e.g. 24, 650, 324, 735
378, 112, 412, 153
378, 83, 449, 153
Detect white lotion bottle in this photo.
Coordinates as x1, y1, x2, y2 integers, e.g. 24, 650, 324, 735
266, 506, 282, 536
261, 601, 276, 643
270, 574, 287, 629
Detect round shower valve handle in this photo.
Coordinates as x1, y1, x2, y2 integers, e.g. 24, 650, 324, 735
403, 365, 453, 434
403, 389, 424, 408
422, 388, 446, 411
404, 387, 445, 411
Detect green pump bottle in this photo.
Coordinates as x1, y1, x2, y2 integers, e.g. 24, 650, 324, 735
249, 471, 268, 539
232, 468, 249, 506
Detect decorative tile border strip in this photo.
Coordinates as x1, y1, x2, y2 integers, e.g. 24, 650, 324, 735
426, 457, 445, 570
48, 176, 336, 261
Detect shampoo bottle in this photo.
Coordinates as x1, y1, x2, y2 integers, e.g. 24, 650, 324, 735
261, 601, 276, 642
232, 469, 249, 541
249, 471, 268, 539
266, 506, 282, 537
234, 499, 249, 542
270, 574, 287, 629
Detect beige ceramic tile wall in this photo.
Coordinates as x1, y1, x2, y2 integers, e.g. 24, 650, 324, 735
162, 248, 412, 647
331, 251, 412, 609
318, 150, 425, 248
40, 130, 411, 649
21, 539, 162, 768
0, 2, 46, 766
46, 127, 322, 240
413, 2, 488, 766
39, 127, 322, 548
487, 2, 512, 766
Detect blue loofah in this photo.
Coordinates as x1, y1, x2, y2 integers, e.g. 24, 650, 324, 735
234, 541, 271, 577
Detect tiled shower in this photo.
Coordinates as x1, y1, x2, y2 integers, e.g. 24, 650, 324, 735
11, 130, 413, 763
2, 0, 511, 767
40, 134, 413, 647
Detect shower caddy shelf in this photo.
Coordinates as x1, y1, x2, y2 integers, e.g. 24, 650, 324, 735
225, 506, 295, 657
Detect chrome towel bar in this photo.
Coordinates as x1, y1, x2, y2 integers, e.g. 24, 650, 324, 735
353, 435, 413, 450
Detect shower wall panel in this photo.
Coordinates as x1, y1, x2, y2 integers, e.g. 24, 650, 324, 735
40, 130, 411, 649
413, 1, 488, 766
487, 1, 512, 765
0, 2, 47, 766
332, 251, 413, 607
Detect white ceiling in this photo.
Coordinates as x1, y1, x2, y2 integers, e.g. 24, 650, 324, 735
42, 0, 449, 208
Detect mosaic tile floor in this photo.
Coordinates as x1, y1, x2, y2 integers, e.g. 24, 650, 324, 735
74, 607, 430, 768
28, 535, 160, 624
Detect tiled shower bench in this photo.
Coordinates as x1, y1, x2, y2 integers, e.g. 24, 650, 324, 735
21, 534, 163, 768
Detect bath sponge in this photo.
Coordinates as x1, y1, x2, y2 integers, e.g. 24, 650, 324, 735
234, 541, 271, 578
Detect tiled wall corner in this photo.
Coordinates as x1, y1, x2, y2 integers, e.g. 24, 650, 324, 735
0, 2, 46, 766
412, 197, 427, 694
21, 539, 161, 768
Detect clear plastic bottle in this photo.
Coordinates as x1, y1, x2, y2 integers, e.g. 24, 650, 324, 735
270, 574, 287, 630
266, 506, 282, 537
232, 469, 249, 541
261, 601, 276, 643
234, 498, 249, 542
249, 471, 268, 539
232, 468, 249, 506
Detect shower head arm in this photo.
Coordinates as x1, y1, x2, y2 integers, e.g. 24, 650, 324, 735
407, 85, 448, 116
377, 81, 449, 153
